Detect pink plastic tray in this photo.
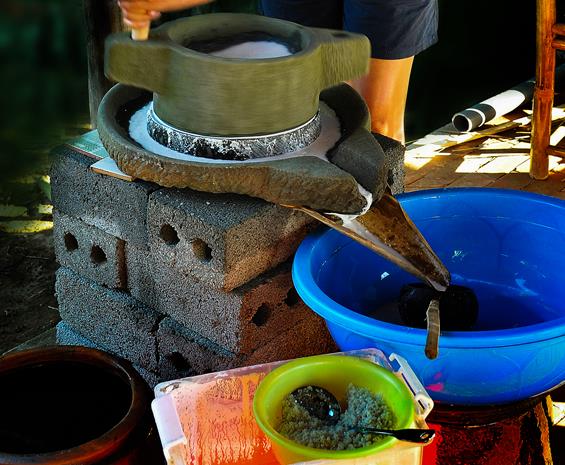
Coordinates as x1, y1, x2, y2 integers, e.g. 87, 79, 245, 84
152, 349, 433, 465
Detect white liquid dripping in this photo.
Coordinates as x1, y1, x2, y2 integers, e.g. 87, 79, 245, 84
209, 41, 292, 59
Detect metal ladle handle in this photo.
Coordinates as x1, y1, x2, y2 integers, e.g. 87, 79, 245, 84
355, 427, 436, 444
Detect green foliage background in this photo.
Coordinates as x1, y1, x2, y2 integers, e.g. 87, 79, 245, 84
1, 0, 87, 185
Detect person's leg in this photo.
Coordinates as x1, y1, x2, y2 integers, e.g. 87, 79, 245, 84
350, 57, 413, 143
345, 0, 439, 143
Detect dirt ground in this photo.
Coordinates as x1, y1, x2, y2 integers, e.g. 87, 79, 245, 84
0, 230, 59, 354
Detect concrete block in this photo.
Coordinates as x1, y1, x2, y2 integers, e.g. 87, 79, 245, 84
156, 317, 235, 380
128, 246, 313, 353
50, 144, 159, 247
55, 267, 161, 370
373, 133, 406, 195
156, 309, 338, 381
134, 364, 161, 388
56, 321, 102, 350
241, 311, 339, 367
53, 210, 126, 289
147, 188, 314, 291
57, 321, 161, 387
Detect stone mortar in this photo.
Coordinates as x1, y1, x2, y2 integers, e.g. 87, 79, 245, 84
97, 84, 387, 214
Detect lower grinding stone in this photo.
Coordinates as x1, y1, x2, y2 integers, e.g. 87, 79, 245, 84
97, 83, 388, 214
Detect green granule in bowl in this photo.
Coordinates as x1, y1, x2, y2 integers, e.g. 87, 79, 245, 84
277, 384, 396, 450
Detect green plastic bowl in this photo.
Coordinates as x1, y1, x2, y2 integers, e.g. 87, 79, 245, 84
253, 354, 415, 464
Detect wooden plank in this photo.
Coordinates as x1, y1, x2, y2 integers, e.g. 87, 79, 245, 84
516, 155, 564, 173
448, 173, 504, 188
405, 155, 464, 188
477, 155, 530, 174
455, 156, 495, 173
547, 145, 565, 158
440, 120, 527, 153
450, 147, 530, 156
489, 173, 533, 190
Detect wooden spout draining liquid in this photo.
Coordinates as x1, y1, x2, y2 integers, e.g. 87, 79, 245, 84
287, 191, 453, 359
290, 192, 451, 292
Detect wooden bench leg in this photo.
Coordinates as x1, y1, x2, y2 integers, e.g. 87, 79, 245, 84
530, 0, 556, 180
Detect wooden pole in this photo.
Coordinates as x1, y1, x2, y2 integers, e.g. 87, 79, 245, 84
530, 0, 556, 180
83, 0, 124, 129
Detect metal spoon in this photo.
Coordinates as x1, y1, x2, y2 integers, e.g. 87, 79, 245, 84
290, 386, 435, 444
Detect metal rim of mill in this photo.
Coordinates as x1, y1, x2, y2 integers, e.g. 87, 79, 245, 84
146, 103, 322, 160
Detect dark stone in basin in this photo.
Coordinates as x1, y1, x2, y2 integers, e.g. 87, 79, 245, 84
97, 83, 387, 214
398, 283, 479, 331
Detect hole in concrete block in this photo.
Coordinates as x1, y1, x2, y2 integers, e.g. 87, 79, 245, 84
167, 352, 193, 375
160, 224, 180, 246
192, 239, 212, 262
285, 287, 301, 307
64, 233, 78, 252
90, 245, 107, 265
252, 304, 271, 327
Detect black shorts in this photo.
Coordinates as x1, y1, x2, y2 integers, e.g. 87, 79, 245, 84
260, 0, 439, 60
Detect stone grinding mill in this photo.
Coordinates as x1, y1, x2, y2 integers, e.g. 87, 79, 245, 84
97, 13, 450, 342
98, 13, 385, 212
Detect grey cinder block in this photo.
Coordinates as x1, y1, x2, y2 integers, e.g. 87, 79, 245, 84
128, 247, 312, 354
57, 321, 160, 387
55, 267, 161, 370
156, 317, 235, 380
56, 320, 102, 350
156, 309, 338, 382
53, 210, 126, 289
242, 310, 338, 366
147, 188, 313, 291
50, 144, 158, 247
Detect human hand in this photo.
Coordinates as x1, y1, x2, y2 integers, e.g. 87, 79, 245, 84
118, 0, 213, 29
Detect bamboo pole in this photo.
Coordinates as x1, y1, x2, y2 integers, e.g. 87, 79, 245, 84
530, 0, 556, 180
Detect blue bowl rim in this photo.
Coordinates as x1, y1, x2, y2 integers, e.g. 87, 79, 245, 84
293, 187, 565, 349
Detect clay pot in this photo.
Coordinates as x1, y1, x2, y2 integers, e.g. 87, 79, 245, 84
104, 13, 370, 136
0, 346, 164, 465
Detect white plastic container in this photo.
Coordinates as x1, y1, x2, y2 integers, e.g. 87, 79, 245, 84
152, 349, 434, 465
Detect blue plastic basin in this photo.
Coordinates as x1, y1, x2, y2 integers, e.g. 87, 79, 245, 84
293, 188, 565, 405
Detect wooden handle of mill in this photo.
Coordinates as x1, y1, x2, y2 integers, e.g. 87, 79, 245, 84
425, 299, 440, 360
131, 22, 150, 41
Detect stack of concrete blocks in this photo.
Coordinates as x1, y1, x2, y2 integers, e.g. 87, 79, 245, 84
50, 143, 338, 386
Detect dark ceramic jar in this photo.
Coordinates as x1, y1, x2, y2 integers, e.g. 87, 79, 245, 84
0, 346, 164, 465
